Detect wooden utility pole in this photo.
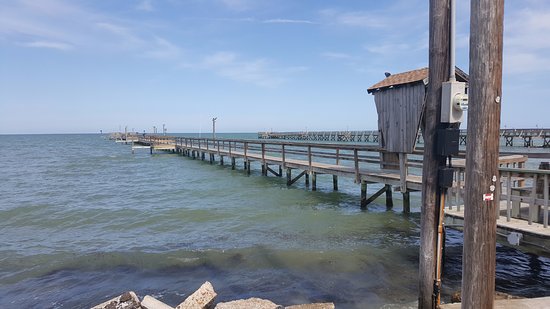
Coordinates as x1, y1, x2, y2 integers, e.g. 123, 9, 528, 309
419, 0, 450, 308
461, 0, 504, 308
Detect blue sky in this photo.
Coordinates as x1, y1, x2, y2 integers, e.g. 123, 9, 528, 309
1, 0, 549, 134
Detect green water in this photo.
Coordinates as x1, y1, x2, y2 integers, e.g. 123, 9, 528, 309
0, 134, 548, 308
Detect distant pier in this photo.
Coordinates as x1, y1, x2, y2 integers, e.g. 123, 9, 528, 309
258, 128, 550, 147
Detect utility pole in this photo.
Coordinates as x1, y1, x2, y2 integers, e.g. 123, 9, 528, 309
461, 0, 504, 308
212, 117, 217, 139
163, 124, 166, 136
419, 0, 450, 308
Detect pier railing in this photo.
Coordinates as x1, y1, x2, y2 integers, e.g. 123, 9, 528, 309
136, 135, 426, 192
131, 134, 548, 228
259, 128, 550, 147
448, 159, 550, 228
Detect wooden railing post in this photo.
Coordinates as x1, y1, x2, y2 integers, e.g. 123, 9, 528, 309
529, 174, 538, 225
545, 174, 549, 228
282, 144, 286, 169
506, 171, 512, 222
307, 145, 312, 171
399, 153, 407, 193
354, 149, 359, 183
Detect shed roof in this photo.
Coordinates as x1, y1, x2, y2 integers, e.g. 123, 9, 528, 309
367, 67, 468, 94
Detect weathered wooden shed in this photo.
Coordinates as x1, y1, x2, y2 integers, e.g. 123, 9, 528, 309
367, 67, 468, 154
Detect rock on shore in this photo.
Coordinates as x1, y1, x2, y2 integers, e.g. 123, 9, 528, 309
91, 281, 335, 309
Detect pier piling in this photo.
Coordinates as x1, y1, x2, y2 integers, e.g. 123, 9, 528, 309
385, 185, 393, 209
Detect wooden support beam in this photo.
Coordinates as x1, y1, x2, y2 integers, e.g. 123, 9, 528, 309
288, 170, 307, 186
363, 185, 388, 208
266, 165, 282, 177
305, 172, 310, 187
311, 172, 317, 191
333, 175, 338, 191
360, 181, 367, 208
461, 0, 504, 307
286, 168, 292, 185
385, 184, 393, 209
261, 163, 267, 176
231, 157, 236, 170
403, 192, 411, 214
246, 161, 251, 175
278, 165, 282, 177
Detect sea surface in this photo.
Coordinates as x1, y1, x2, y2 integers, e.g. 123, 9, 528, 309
1, 133, 549, 308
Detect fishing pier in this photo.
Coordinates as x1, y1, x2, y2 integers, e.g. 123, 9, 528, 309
112, 133, 550, 251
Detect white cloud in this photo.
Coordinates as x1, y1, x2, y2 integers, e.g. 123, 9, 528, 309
219, 0, 252, 11
0, 0, 87, 45
20, 40, 74, 51
364, 43, 411, 54
263, 19, 315, 25
0, 0, 185, 57
321, 52, 354, 60
504, 52, 550, 74
504, 8, 550, 74
142, 37, 181, 60
136, 0, 154, 12
320, 9, 387, 28
95, 22, 131, 37
201, 51, 305, 87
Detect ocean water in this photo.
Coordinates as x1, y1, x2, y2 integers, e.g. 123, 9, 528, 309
0, 134, 549, 308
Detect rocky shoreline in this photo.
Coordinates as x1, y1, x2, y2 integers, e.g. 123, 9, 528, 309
91, 281, 335, 309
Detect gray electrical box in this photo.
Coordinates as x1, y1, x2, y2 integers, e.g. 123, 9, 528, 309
441, 81, 467, 123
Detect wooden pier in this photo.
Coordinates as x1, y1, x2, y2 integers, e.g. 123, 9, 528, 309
258, 128, 550, 147
113, 133, 550, 251
134, 134, 426, 211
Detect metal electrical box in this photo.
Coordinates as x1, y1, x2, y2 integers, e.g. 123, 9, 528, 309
441, 81, 468, 123
436, 128, 459, 157
438, 167, 455, 188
